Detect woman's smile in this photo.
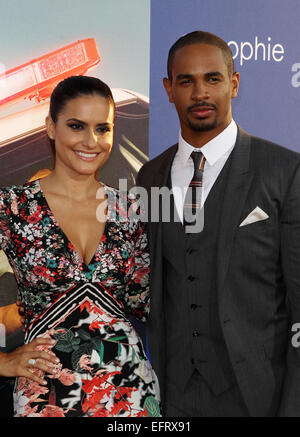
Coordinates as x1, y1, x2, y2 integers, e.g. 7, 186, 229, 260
73, 150, 99, 161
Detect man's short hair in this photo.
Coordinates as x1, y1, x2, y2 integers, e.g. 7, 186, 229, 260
167, 30, 235, 80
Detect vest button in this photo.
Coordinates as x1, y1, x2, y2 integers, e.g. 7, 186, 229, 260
188, 275, 195, 281
186, 247, 194, 254
192, 330, 200, 337
223, 318, 231, 324
190, 304, 198, 310
235, 359, 246, 365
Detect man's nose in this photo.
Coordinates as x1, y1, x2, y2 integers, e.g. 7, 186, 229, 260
191, 80, 209, 101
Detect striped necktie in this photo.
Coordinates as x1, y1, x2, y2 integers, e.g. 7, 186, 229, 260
183, 151, 206, 233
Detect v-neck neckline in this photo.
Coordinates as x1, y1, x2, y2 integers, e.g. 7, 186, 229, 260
36, 179, 111, 268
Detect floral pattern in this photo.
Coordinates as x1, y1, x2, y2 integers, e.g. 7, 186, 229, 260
0, 180, 160, 417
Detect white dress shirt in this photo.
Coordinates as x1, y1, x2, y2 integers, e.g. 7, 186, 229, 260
171, 120, 238, 223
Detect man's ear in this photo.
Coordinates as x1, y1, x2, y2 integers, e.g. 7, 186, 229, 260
163, 77, 174, 103
45, 114, 55, 140
231, 72, 240, 99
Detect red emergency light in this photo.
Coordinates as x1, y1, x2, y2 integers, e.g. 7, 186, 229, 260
0, 38, 100, 107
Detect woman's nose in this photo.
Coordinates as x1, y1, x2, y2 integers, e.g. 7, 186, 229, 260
83, 130, 98, 148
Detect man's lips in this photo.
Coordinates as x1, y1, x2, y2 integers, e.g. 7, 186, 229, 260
188, 104, 216, 118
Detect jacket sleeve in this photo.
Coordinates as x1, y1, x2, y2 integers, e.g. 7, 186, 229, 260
278, 162, 300, 416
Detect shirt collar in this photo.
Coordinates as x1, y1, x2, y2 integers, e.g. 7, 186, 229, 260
178, 120, 237, 166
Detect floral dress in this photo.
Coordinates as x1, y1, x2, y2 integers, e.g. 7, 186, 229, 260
0, 180, 160, 417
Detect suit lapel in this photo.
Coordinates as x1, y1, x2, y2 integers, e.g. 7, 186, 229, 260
147, 144, 178, 302
156, 144, 178, 187
217, 127, 254, 295
148, 144, 178, 256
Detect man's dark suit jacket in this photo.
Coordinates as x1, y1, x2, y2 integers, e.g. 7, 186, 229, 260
137, 126, 300, 416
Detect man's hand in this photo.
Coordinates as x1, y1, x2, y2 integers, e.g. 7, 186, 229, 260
16, 299, 26, 331
0, 304, 22, 335
0, 337, 59, 385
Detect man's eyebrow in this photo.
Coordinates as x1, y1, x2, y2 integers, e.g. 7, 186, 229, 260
175, 71, 225, 81
175, 73, 194, 81
205, 71, 224, 78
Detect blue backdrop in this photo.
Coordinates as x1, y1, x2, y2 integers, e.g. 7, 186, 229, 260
149, 0, 300, 158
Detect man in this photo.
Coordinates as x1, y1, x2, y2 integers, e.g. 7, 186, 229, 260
137, 31, 300, 416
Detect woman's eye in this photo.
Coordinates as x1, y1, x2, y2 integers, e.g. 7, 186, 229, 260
66, 123, 111, 133
97, 126, 111, 134
68, 123, 83, 130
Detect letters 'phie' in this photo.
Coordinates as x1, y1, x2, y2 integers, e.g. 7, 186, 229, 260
228, 36, 284, 66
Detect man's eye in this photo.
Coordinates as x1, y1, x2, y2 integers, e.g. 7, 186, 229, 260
208, 77, 220, 83
180, 79, 191, 85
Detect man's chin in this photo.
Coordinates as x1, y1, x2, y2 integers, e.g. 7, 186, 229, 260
188, 118, 217, 132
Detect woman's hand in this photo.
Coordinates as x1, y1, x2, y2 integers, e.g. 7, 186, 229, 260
0, 337, 59, 385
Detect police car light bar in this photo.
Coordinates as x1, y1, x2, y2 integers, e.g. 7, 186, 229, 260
0, 89, 147, 147
0, 39, 100, 107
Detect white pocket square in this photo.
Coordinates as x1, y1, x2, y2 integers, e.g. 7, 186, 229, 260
239, 206, 269, 227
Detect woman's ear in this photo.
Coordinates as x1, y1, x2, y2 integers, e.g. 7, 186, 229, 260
45, 114, 55, 140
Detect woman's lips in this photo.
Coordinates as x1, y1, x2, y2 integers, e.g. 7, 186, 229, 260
73, 150, 99, 161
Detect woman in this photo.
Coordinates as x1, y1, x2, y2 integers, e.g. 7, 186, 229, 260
0, 76, 160, 417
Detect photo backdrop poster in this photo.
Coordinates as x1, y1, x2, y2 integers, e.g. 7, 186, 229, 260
149, 0, 300, 158
0, 0, 150, 189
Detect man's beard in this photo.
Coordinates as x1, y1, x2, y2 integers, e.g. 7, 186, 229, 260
187, 116, 218, 132
186, 102, 218, 132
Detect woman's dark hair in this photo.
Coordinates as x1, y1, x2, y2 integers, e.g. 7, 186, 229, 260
48, 75, 115, 154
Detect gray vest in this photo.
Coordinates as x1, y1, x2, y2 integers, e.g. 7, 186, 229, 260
162, 155, 237, 395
